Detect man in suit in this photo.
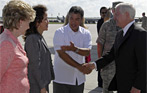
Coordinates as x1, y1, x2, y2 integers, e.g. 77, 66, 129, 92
96, 2, 122, 93
97, 6, 107, 35
85, 3, 146, 93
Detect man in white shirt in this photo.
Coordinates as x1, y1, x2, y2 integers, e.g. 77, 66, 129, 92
85, 3, 146, 93
53, 6, 92, 93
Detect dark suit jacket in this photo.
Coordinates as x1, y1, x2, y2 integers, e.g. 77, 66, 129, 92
25, 33, 54, 90
95, 23, 146, 93
97, 18, 104, 35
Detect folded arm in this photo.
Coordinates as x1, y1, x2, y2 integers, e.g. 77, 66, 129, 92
61, 41, 90, 56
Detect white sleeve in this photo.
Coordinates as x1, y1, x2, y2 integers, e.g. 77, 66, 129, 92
92, 62, 97, 71
53, 29, 65, 51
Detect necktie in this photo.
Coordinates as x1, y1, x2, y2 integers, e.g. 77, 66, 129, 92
117, 30, 124, 46
119, 30, 124, 41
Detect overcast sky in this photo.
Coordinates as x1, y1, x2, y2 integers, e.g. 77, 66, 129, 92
0, 0, 146, 17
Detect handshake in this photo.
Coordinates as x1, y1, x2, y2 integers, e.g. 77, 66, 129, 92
60, 42, 96, 74
77, 62, 96, 74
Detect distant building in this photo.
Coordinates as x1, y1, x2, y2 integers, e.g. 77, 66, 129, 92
85, 17, 99, 24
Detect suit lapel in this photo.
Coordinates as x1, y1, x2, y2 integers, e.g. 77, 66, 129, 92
116, 30, 123, 50
38, 33, 50, 51
41, 37, 50, 51
116, 24, 134, 51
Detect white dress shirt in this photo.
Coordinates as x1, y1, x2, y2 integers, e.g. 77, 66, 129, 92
53, 24, 92, 85
123, 20, 135, 36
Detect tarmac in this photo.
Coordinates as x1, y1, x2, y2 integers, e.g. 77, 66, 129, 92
18, 24, 116, 93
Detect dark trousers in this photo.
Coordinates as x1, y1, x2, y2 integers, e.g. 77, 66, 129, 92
98, 71, 103, 87
53, 82, 84, 93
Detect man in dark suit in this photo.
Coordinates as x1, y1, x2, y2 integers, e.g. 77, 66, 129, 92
85, 3, 146, 93
97, 7, 107, 35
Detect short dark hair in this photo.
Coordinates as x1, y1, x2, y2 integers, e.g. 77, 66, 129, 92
100, 7, 107, 13
33, 5, 47, 23
68, 6, 84, 18
24, 4, 47, 41
142, 12, 145, 16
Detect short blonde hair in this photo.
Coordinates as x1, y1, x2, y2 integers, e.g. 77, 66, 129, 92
2, 0, 36, 30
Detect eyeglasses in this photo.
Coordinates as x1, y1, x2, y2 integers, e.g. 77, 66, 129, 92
101, 12, 106, 14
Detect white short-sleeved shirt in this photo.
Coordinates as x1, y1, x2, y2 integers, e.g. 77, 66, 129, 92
53, 24, 92, 85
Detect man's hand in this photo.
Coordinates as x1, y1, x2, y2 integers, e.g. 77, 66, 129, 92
61, 42, 76, 51
130, 87, 141, 93
76, 64, 92, 74
83, 62, 96, 70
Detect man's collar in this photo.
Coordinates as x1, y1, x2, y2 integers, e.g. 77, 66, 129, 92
67, 23, 82, 34
123, 20, 135, 36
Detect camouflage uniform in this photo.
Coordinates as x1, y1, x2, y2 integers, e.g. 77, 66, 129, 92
96, 18, 121, 93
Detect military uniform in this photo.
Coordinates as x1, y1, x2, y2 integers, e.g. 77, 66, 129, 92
96, 18, 121, 93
